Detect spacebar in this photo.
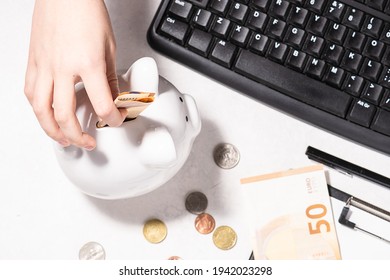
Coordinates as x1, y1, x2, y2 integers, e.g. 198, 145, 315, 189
233, 50, 352, 118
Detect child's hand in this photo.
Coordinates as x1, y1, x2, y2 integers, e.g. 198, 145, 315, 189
24, 0, 127, 150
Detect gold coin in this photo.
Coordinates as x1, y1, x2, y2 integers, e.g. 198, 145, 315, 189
212, 225, 237, 250
195, 213, 216, 234
143, 218, 167, 244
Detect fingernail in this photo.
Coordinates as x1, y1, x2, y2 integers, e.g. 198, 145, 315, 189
84, 145, 95, 151
58, 140, 70, 147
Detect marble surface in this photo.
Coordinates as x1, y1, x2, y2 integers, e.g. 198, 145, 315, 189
0, 0, 389, 260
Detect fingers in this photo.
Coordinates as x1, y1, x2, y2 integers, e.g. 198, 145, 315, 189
52, 77, 96, 150
82, 69, 127, 127
31, 70, 69, 146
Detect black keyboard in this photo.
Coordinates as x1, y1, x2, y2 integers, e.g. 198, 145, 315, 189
148, 0, 390, 155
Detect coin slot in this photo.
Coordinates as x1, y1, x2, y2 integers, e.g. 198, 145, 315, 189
96, 117, 137, 129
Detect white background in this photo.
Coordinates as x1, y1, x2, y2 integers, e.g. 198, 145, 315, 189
0, 0, 389, 260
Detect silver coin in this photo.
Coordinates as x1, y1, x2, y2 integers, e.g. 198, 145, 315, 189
79, 241, 106, 260
185, 191, 208, 215
213, 143, 240, 169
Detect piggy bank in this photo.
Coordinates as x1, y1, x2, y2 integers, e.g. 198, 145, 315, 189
54, 57, 201, 199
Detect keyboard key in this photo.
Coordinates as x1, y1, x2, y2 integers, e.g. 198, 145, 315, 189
371, 109, 390, 136
249, 33, 270, 55
267, 40, 289, 63
234, 50, 352, 117
192, 8, 212, 30
363, 38, 385, 61
304, 0, 327, 14
359, 59, 382, 82
160, 16, 189, 44
366, 0, 387, 11
284, 26, 306, 48
343, 74, 365, 96
343, 30, 366, 53
246, 10, 268, 32
287, 6, 310, 28
209, 0, 230, 15
347, 99, 376, 127
382, 46, 390, 66
302, 34, 325, 57
228, 2, 249, 24
340, 51, 363, 73
286, 48, 308, 71
265, 18, 287, 40
306, 14, 328, 36
380, 90, 390, 110
251, 0, 271, 12
268, 0, 291, 20
380, 23, 390, 44
230, 25, 250, 46
210, 39, 237, 67
323, 1, 346, 23
324, 65, 345, 88
305, 56, 326, 79
187, 28, 213, 56
322, 43, 344, 65
362, 82, 384, 105
169, 0, 193, 21
325, 22, 347, 44
361, 16, 383, 38
342, 7, 364, 30
378, 67, 390, 88
211, 16, 231, 38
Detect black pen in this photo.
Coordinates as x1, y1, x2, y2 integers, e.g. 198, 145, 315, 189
305, 146, 390, 190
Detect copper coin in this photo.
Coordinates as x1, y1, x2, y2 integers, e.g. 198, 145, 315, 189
195, 213, 216, 234
185, 191, 208, 215
168, 256, 182, 260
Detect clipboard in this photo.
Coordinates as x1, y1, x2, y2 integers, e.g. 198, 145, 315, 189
306, 146, 390, 244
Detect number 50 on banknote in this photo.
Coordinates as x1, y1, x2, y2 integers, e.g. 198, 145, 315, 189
241, 165, 341, 260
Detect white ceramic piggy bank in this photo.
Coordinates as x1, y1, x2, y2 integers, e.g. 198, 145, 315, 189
54, 57, 201, 199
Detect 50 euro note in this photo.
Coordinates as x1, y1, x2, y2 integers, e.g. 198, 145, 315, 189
240, 164, 341, 260
97, 91, 155, 128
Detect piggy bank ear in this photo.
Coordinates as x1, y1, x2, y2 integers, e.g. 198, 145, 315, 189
139, 127, 177, 169
122, 57, 159, 94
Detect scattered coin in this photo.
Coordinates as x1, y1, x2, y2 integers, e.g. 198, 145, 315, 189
195, 213, 216, 234
168, 256, 182, 260
213, 143, 240, 169
185, 191, 208, 215
79, 241, 106, 260
212, 225, 237, 250
143, 218, 167, 244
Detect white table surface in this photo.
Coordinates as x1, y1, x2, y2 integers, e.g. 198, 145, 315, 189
0, 0, 389, 260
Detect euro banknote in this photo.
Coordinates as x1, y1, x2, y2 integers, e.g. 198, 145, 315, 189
241, 165, 341, 260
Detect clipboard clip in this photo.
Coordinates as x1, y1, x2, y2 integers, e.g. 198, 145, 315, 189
338, 197, 390, 244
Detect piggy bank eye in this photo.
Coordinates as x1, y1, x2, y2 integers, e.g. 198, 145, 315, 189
179, 97, 184, 102
186, 116, 189, 122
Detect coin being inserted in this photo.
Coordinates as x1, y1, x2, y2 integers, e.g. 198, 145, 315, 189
185, 191, 208, 215
143, 218, 167, 244
212, 225, 237, 250
213, 143, 240, 169
195, 213, 216, 234
79, 241, 106, 260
